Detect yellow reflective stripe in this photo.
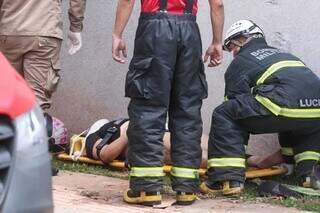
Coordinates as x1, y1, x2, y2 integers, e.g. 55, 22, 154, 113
255, 95, 281, 115
170, 167, 199, 179
281, 147, 294, 156
256, 60, 305, 85
254, 60, 320, 118
130, 167, 165, 177
224, 96, 229, 101
294, 151, 320, 164
208, 158, 245, 168
255, 95, 320, 118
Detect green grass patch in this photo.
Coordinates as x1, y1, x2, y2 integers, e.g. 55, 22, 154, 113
242, 181, 320, 212
53, 158, 128, 179
53, 158, 320, 212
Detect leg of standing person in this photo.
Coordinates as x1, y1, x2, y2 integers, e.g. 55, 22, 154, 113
168, 8, 207, 204
124, 13, 176, 205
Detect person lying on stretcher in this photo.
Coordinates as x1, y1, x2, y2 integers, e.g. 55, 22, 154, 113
84, 118, 209, 168
82, 118, 288, 170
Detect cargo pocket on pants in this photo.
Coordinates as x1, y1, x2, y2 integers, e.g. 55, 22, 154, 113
125, 57, 153, 99
198, 59, 208, 99
44, 57, 61, 98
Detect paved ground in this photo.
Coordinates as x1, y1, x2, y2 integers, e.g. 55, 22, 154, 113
53, 171, 307, 213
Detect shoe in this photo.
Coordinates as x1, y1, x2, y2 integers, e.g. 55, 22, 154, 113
222, 181, 244, 196
175, 191, 197, 205
200, 180, 244, 196
123, 189, 161, 206
200, 181, 224, 195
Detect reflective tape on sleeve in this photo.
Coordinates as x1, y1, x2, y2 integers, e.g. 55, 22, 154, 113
170, 167, 199, 179
130, 167, 165, 177
208, 158, 245, 168
294, 151, 320, 164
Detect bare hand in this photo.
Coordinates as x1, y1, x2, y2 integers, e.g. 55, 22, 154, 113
204, 43, 223, 67
112, 34, 127, 64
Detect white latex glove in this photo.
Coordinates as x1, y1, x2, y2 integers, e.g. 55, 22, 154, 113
67, 31, 82, 55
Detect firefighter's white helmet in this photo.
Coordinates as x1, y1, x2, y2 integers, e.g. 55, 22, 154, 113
223, 20, 264, 51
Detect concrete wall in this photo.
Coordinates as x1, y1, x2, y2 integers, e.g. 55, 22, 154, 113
52, 0, 320, 155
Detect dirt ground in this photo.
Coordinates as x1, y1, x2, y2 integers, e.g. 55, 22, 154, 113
52, 171, 308, 213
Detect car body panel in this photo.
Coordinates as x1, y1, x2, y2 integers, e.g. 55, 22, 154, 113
0, 52, 35, 119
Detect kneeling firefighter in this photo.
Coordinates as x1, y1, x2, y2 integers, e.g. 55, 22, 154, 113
201, 20, 320, 196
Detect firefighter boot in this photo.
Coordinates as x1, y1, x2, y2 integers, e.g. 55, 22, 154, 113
175, 191, 197, 205
200, 180, 244, 196
123, 189, 161, 206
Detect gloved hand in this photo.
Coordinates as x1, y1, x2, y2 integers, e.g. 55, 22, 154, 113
67, 31, 82, 55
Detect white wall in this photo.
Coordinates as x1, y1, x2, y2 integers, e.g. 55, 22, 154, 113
52, 0, 320, 155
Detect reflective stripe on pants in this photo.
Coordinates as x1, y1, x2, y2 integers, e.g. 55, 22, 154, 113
130, 167, 165, 177
208, 158, 246, 168
170, 167, 199, 179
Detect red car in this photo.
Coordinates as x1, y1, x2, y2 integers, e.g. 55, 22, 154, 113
0, 52, 53, 212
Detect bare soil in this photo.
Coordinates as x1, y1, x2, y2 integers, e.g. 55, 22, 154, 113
53, 171, 307, 213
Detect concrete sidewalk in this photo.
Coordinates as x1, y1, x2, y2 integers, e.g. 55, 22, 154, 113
53, 171, 306, 213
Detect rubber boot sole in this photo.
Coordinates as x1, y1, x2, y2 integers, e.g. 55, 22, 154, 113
222, 187, 243, 197
222, 181, 244, 197
200, 182, 244, 197
175, 194, 197, 205
200, 182, 223, 196
123, 190, 161, 206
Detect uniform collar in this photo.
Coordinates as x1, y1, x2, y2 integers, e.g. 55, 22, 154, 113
238, 37, 268, 54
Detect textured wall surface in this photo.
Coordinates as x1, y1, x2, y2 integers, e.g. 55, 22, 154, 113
51, 0, 320, 156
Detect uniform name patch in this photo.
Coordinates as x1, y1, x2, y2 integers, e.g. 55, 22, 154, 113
299, 99, 320, 107
251, 48, 282, 61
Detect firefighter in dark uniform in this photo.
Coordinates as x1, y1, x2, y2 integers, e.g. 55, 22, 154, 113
112, 0, 224, 206
200, 20, 320, 196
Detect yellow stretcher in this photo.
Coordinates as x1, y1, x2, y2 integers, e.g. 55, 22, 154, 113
56, 134, 288, 179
